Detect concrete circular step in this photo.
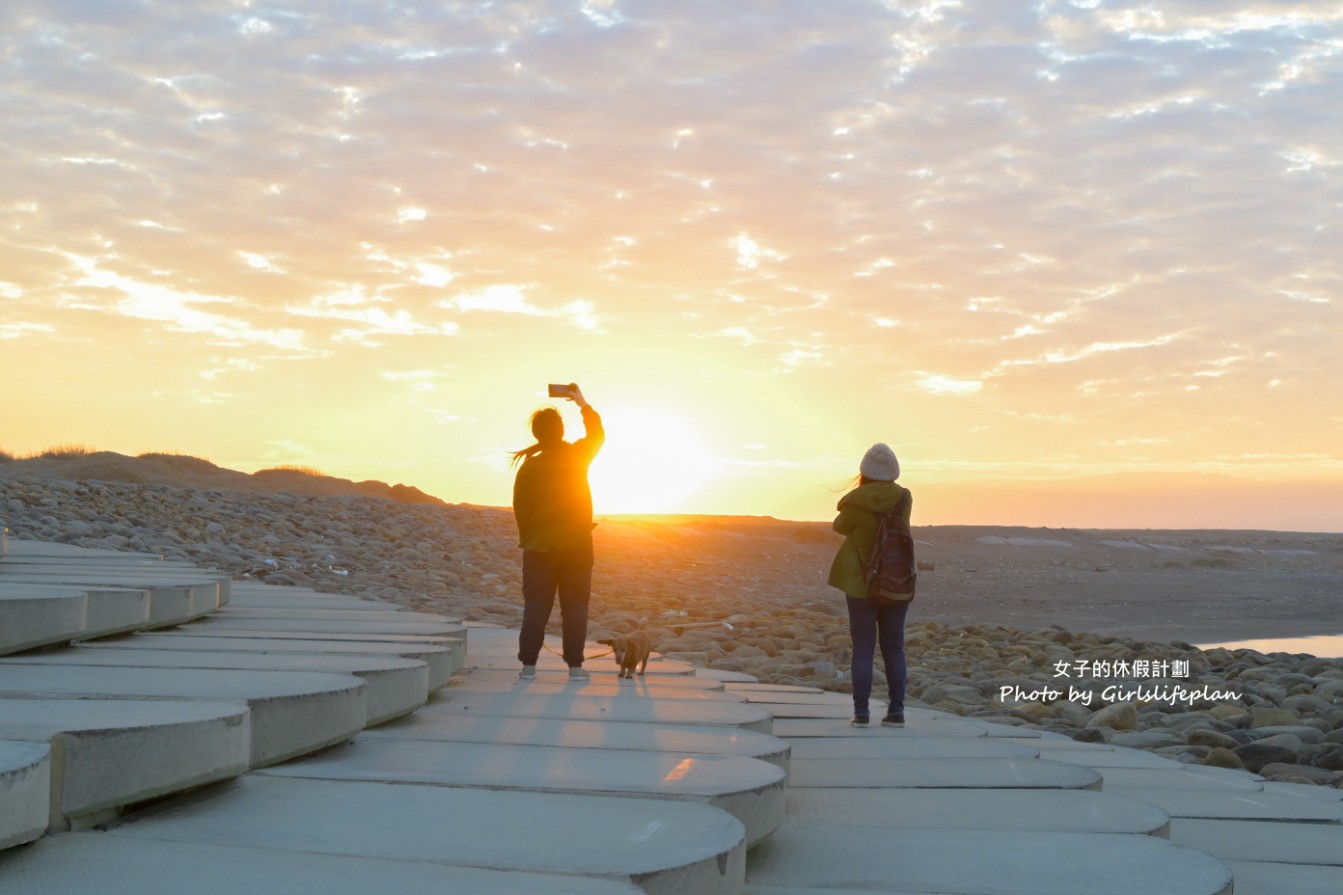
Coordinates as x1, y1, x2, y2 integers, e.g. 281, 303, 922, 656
0, 740, 49, 849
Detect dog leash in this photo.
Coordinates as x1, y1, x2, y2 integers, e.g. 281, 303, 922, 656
542, 641, 614, 660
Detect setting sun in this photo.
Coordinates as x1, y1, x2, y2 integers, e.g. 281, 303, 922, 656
588, 408, 718, 515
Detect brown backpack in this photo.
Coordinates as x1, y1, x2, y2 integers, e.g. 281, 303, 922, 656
864, 489, 916, 604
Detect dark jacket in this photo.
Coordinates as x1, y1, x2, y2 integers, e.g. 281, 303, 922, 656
827, 481, 911, 599
512, 405, 605, 551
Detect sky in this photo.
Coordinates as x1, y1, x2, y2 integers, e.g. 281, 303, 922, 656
2, 1, 1341, 529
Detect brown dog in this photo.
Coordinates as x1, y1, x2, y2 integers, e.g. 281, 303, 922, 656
597, 632, 652, 679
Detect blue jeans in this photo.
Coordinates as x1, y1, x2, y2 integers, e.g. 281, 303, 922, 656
518, 540, 593, 667
846, 595, 909, 717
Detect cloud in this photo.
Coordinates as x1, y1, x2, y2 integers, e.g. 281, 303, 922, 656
382, 369, 441, 392
1, 0, 1340, 514
287, 291, 459, 343
65, 254, 307, 350
439, 286, 600, 330
0, 322, 55, 339
917, 373, 983, 396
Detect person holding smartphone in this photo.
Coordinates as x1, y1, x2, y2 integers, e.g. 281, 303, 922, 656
511, 383, 605, 681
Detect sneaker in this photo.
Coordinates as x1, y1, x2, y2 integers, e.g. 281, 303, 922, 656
568, 666, 590, 681
850, 715, 870, 727
881, 712, 905, 728
518, 665, 536, 680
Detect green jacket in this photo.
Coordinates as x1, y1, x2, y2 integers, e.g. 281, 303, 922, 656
827, 481, 911, 599
512, 405, 605, 551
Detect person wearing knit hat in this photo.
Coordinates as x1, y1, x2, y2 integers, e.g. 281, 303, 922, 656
827, 443, 914, 727
859, 443, 899, 482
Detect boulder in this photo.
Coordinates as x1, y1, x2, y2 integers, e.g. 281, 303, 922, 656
1111, 729, 1187, 750
1052, 700, 1092, 727
1086, 701, 1138, 731
1249, 706, 1301, 728
1208, 705, 1251, 725
1257, 763, 1341, 786
1203, 747, 1244, 770
1308, 743, 1343, 772
1186, 729, 1239, 750
1251, 733, 1306, 753
1233, 741, 1299, 773
1248, 725, 1324, 745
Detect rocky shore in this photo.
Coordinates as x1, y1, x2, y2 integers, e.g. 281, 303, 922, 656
2, 472, 1341, 787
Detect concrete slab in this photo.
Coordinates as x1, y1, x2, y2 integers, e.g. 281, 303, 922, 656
465, 626, 696, 677
0, 577, 157, 642
694, 667, 759, 683
0, 564, 227, 595
419, 690, 775, 733
261, 737, 786, 846
184, 615, 465, 638
1006, 736, 1122, 751
724, 682, 828, 694
784, 788, 1171, 835
1226, 860, 1343, 895
468, 649, 699, 677
0, 586, 86, 654
0, 665, 365, 767
80, 633, 458, 689
228, 580, 321, 593
0, 741, 49, 849
0, 572, 210, 626
0, 698, 250, 830
727, 689, 853, 706
2, 648, 427, 726
788, 756, 1103, 790
748, 702, 867, 720
0, 557, 182, 572
0, 834, 647, 894
965, 719, 1052, 738
225, 595, 407, 611
747, 827, 1233, 895
1263, 780, 1343, 803
1171, 818, 1343, 866
2, 541, 162, 562
1108, 787, 1343, 821
1099, 767, 1264, 792
211, 606, 458, 623
788, 735, 1038, 761
155, 628, 466, 671
160, 626, 460, 645
456, 666, 729, 692
63, 585, 150, 638
1021, 745, 1187, 769
105, 775, 748, 895
361, 713, 793, 770
443, 675, 746, 702
772, 716, 989, 738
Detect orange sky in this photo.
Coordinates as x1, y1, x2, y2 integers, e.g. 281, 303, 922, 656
2, 2, 1341, 529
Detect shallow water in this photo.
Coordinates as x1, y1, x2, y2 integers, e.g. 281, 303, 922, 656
1197, 634, 1343, 660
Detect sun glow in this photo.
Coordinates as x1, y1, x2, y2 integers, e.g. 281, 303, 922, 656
589, 408, 717, 514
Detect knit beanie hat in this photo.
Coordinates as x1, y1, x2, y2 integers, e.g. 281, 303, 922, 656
860, 443, 900, 482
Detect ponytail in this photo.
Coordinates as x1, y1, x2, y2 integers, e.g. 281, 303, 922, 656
511, 406, 565, 468
510, 443, 544, 468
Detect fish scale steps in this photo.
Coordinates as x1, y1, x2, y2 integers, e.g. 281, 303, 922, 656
0, 535, 451, 846
0, 532, 1338, 893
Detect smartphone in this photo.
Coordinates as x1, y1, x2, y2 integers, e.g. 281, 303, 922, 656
547, 383, 571, 398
